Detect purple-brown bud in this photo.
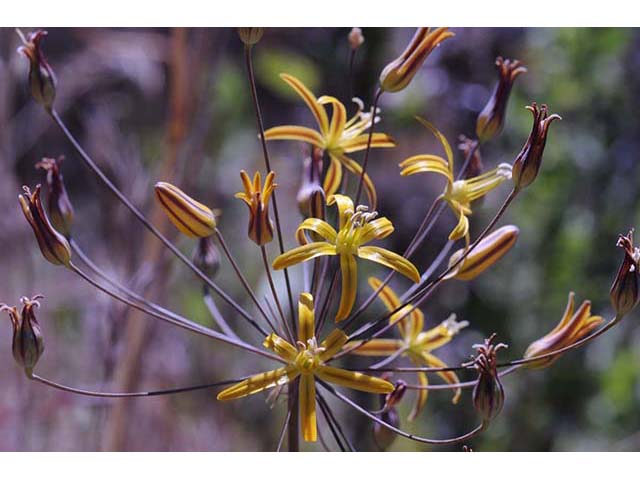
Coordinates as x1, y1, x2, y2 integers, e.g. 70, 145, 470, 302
458, 135, 483, 180
35, 156, 74, 238
379, 27, 454, 93
348, 27, 365, 51
19, 185, 71, 267
237, 28, 264, 46
297, 147, 326, 221
235, 170, 277, 246
610, 230, 640, 317
17, 29, 57, 110
472, 334, 507, 423
1, 295, 45, 377
192, 236, 221, 280
381, 380, 407, 413
476, 57, 527, 143
512, 103, 562, 190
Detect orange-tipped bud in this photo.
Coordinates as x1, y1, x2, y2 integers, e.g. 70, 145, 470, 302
154, 182, 217, 238
19, 185, 71, 267
379, 27, 454, 93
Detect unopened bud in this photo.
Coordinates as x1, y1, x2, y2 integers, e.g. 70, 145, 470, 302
297, 148, 326, 221
348, 27, 365, 50
192, 237, 220, 279
382, 380, 407, 412
472, 334, 507, 423
235, 170, 277, 246
512, 103, 561, 190
476, 57, 527, 143
380, 27, 454, 93
445, 225, 519, 281
237, 28, 264, 46
16, 29, 56, 110
610, 230, 640, 316
19, 185, 71, 267
155, 182, 217, 238
35, 156, 74, 238
1, 295, 45, 377
458, 135, 483, 180
373, 382, 400, 451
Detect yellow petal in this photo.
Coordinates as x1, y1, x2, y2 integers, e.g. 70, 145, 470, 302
420, 352, 461, 404
341, 133, 397, 153
320, 329, 349, 361
448, 209, 469, 241
408, 371, 428, 422
367, 277, 413, 338
399, 154, 452, 182
357, 246, 420, 283
217, 367, 298, 401
318, 95, 347, 146
299, 375, 317, 442
336, 254, 358, 322
337, 153, 378, 210
327, 194, 355, 230
296, 218, 338, 245
280, 73, 330, 135
358, 217, 394, 244
414, 116, 454, 173
323, 155, 343, 199
344, 338, 403, 357
316, 366, 394, 394
263, 334, 297, 363
272, 242, 337, 270
262, 125, 324, 149
298, 293, 315, 344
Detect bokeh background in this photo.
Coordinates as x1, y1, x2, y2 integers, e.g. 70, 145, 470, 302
1, 27, 639, 452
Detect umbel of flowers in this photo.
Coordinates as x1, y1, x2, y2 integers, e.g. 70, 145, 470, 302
3, 27, 636, 452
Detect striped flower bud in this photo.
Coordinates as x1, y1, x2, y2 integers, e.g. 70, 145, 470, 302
472, 334, 507, 423
610, 230, 640, 317
16, 29, 57, 110
36, 156, 74, 238
154, 182, 216, 238
237, 28, 264, 46
512, 103, 561, 191
379, 27, 454, 93
524, 292, 604, 369
476, 57, 527, 143
235, 170, 277, 246
445, 225, 519, 281
1, 295, 45, 377
297, 148, 326, 219
19, 185, 71, 267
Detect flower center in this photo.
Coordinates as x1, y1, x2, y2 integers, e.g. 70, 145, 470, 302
335, 205, 378, 255
295, 337, 325, 375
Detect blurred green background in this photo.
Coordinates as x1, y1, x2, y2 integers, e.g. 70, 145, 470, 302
1, 27, 639, 451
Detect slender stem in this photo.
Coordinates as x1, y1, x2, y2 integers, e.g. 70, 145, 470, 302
319, 381, 486, 446
214, 228, 272, 336
316, 265, 340, 334
244, 44, 297, 337
31, 373, 245, 398
368, 347, 408, 370
354, 88, 383, 205
276, 408, 292, 452
69, 262, 284, 364
316, 394, 345, 452
202, 290, 240, 340
404, 365, 521, 391
261, 246, 295, 342
347, 48, 357, 101
287, 378, 300, 452
49, 108, 256, 326
317, 390, 355, 452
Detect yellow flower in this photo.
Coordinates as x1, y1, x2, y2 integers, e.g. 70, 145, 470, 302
154, 182, 217, 238
524, 292, 604, 369
272, 194, 420, 321
263, 74, 396, 209
235, 170, 277, 246
217, 293, 393, 442
399, 117, 512, 242
347, 278, 468, 421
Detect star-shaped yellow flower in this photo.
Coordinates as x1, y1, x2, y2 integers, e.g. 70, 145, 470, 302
217, 293, 394, 442
272, 194, 420, 322
400, 117, 512, 242
263, 74, 396, 209
347, 277, 468, 421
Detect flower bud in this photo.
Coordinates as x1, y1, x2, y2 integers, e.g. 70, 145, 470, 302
1, 295, 45, 377
348, 27, 364, 50
19, 185, 71, 267
235, 170, 277, 246
16, 29, 57, 110
381, 380, 407, 413
524, 292, 604, 369
379, 27, 454, 93
373, 407, 399, 451
237, 28, 264, 46
512, 103, 562, 190
154, 182, 217, 238
192, 236, 220, 279
472, 334, 507, 423
610, 230, 640, 316
445, 225, 519, 281
476, 57, 527, 143
35, 156, 74, 238
297, 148, 326, 220
458, 135, 483, 180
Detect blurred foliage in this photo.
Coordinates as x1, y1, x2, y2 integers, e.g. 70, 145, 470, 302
1, 27, 640, 451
